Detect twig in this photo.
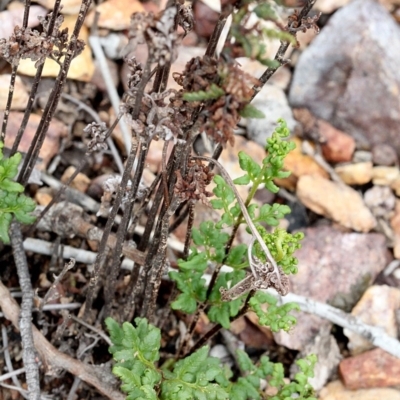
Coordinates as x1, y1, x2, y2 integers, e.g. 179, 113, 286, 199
70, 315, 112, 346
0, 367, 26, 383
0, 303, 81, 318
39, 259, 75, 311
10, 221, 41, 399
67, 377, 81, 400
89, 14, 131, 153
1, 325, 27, 399
0, 280, 124, 400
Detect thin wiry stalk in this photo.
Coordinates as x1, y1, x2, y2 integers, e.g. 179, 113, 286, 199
84, 138, 138, 321
141, 196, 182, 321
128, 172, 162, 235
103, 138, 148, 318
10, 0, 62, 155
1, 0, 33, 142
205, 13, 229, 57
1, 66, 18, 141
18, 0, 93, 186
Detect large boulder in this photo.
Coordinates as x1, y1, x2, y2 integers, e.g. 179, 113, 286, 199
289, 0, 400, 154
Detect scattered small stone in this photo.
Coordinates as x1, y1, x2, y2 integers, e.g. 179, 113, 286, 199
372, 166, 400, 186
292, 108, 318, 139
86, 0, 145, 30
98, 33, 128, 60
0, 75, 29, 111
372, 143, 398, 166
318, 120, 356, 163
364, 185, 396, 218
3, 112, 67, 170
335, 162, 372, 186
274, 225, 388, 350
344, 285, 400, 354
297, 175, 376, 232
390, 206, 400, 258
353, 150, 373, 163
339, 348, 400, 389
319, 380, 400, 400
61, 166, 91, 193
35, 188, 53, 206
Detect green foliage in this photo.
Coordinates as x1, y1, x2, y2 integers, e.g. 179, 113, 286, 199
0, 142, 36, 243
171, 119, 301, 329
249, 291, 299, 332
234, 119, 295, 194
106, 317, 162, 399
268, 355, 317, 400
183, 84, 225, 102
239, 104, 265, 119
107, 318, 317, 400
254, 227, 304, 275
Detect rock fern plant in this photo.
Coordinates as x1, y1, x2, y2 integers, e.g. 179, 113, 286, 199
106, 121, 316, 399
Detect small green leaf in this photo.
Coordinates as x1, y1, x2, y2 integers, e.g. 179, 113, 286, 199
183, 83, 224, 102
171, 293, 197, 314
239, 104, 265, 119
233, 174, 250, 185
0, 179, 24, 193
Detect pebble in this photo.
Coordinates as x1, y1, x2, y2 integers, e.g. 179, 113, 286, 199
0, 75, 29, 111
339, 348, 400, 389
372, 143, 398, 166
353, 150, 372, 163
335, 162, 372, 185
319, 380, 400, 400
296, 175, 376, 232
364, 185, 396, 218
61, 166, 91, 193
246, 85, 298, 147
318, 120, 356, 163
344, 285, 400, 354
86, 0, 145, 31
371, 166, 400, 186
3, 112, 67, 170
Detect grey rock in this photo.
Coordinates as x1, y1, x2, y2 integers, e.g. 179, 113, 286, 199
289, 0, 400, 154
274, 225, 390, 350
247, 84, 298, 146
